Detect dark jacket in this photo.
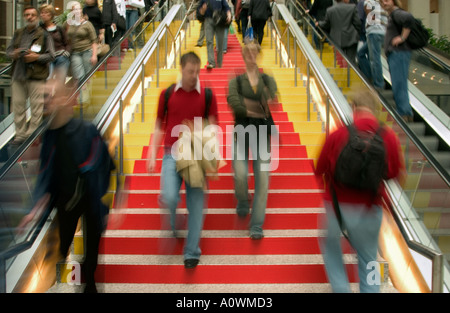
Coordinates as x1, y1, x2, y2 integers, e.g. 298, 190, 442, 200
249, 0, 272, 21
309, 0, 333, 21
384, 8, 414, 55
227, 72, 277, 126
197, 0, 231, 19
103, 0, 120, 26
33, 118, 115, 231
7, 25, 55, 81
318, 2, 361, 49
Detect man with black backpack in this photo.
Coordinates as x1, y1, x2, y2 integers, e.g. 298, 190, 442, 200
315, 90, 405, 293
146, 52, 219, 269
381, 0, 428, 122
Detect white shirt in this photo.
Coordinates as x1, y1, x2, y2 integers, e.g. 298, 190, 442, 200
364, 0, 388, 35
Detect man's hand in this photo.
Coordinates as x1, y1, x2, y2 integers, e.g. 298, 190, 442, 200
23, 51, 39, 63
227, 11, 232, 23
16, 193, 50, 235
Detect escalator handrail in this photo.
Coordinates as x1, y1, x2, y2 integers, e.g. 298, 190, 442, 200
290, 0, 450, 188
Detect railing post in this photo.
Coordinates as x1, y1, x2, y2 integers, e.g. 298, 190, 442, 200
0, 258, 5, 293
119, 99, 124, 177
326, 97, 330, 137
141, 63, 146, 122
432, 253, 444, 293
156, 40, 160, 87
307, 61, 311, 122
294, 41, 297, 87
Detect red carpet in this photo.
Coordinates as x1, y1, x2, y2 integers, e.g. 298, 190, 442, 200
95, 32, 358, 288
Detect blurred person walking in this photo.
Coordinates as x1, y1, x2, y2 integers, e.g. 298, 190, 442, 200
40, 4, 71, 84
65, 1, 98, 102
227, 42, 278, 240
18, 82, 115, 293
306, 0, 333, 49
6, 6, 55, 145
315, 90, 405, 293
248, 0, 272, 45
146, 52, 219, 269
380, 0, 414, 122
317, 0, 361, 63
197, 0, 232, 69
235, 0, 250, 43
83, 0, 105, 42
363, 0, 387, 89
102, 0, 120, 48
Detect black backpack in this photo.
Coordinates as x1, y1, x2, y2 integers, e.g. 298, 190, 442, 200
164, 83, 213, 118
334, 124, 387, 195
331, 124, 387, 240
392, 10, 429, 49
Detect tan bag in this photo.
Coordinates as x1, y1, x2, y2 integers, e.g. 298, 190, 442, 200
97, 43, 110, 58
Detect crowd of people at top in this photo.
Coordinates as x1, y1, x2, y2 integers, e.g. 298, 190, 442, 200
6, 0, 160, 146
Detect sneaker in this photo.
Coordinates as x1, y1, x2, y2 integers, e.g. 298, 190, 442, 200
223, 50, 227, 54
206, 64, 214, 69
195, 44, 203, 47
250, 233, 264, 240
184, 259, 199, 269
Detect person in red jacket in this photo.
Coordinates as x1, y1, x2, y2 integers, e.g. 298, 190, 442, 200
315, 89, 405, 293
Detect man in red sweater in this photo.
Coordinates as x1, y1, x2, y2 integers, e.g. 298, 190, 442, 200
315, 90, 405, 292
147, 52, 219, 269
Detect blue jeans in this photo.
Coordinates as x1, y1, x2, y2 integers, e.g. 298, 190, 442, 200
321, 201, 382, 293
71, 49, 93, 84
126, 9, 139, 49
232, 132, 270, 236
357, 40, 372, 81
387, 50, 412, 117
49, 54, 70, 82
367, 33, 385, 89
160, 154, 205, 260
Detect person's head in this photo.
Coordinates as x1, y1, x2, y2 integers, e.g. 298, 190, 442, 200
23, 6, 39, 29
380, 0, 401, 12
242, 41, 261, 69
350, 89, 380, 114
85, 0, 98, 6
39, 4, 55, 24
180, 52, 201, 91
45, 81, 75, 129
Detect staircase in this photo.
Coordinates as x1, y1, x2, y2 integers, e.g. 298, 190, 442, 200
50, 21, 396, 293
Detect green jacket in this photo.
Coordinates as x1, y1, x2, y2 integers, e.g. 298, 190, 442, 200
227, 72, 277, 124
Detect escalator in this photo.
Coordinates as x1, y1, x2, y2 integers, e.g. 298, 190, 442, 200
287, 0, 449, 292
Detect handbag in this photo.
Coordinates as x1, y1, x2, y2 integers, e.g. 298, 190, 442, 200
212, 9, 230, 27
97, 43, 110, 57
244, 20, 254, 43
126, 0, 145, 9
